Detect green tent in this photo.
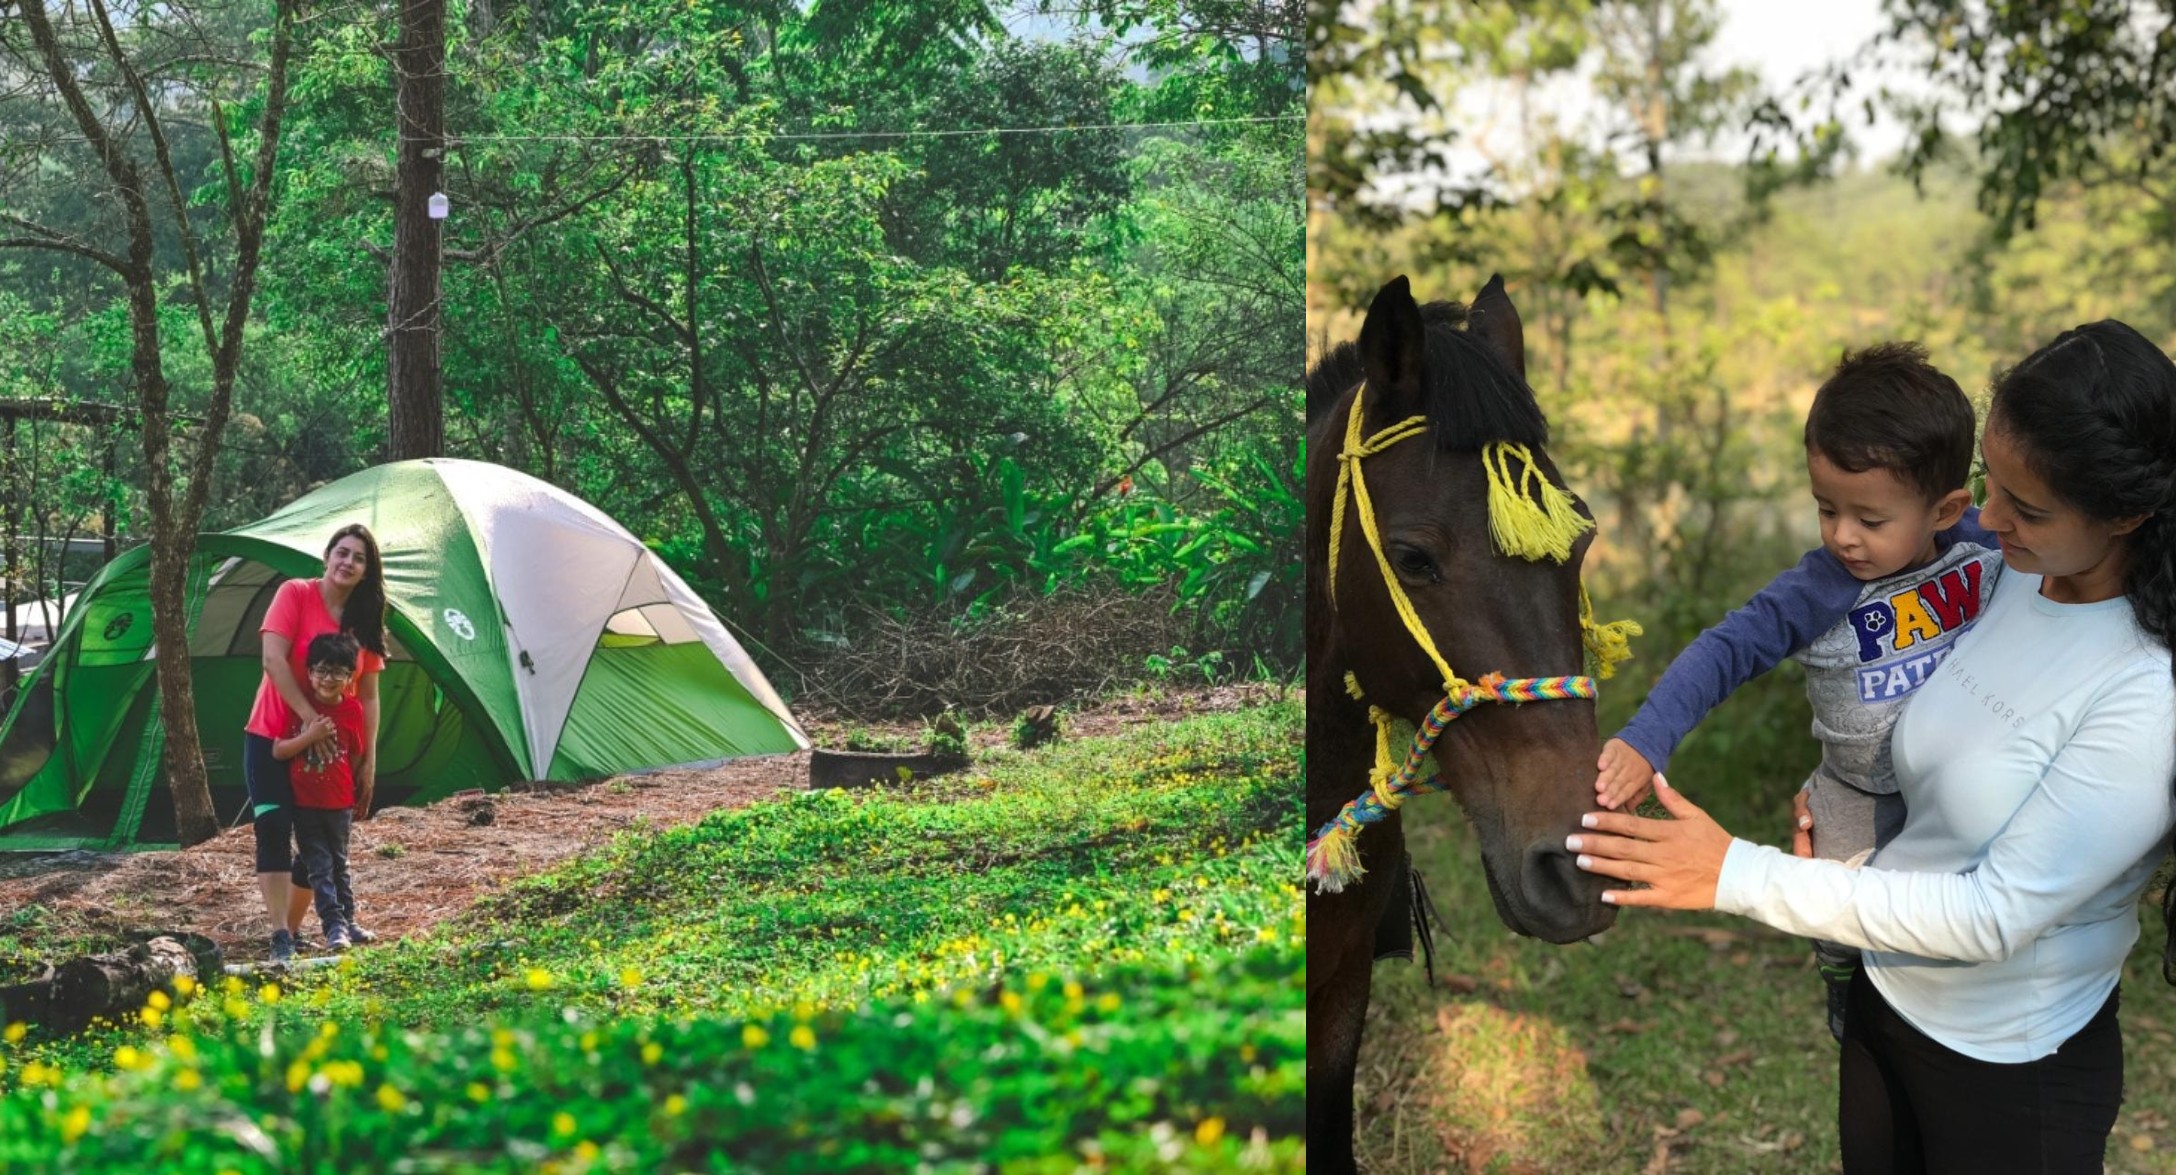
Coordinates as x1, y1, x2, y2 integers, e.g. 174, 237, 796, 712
0, 459, 807, 850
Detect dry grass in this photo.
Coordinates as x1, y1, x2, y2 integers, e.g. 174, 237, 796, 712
0, 683, 1284, 969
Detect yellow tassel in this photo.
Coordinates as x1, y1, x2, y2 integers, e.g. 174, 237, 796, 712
1579, 586, 1643, 680
1307, 826, 1365, 892
1484, 443, 1594, 564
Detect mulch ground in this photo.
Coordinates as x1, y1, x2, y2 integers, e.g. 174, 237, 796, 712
0, 684, 1289, 965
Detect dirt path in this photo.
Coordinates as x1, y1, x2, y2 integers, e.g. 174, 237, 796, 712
0, 685, 1289, 965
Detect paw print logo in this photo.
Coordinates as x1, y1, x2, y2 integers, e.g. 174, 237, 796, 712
1860, 610, 1889, 633
443, 608, 477, 641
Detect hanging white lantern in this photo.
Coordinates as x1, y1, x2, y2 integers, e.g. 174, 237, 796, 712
426, 191, 450, 220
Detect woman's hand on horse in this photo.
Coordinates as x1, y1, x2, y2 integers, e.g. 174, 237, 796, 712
1594, 738, 1656, 810
1792, 788, 1814, 859
1570, 774, 1732, 910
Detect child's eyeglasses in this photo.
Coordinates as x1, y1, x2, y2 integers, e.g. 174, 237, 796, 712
308, 666, 352, 680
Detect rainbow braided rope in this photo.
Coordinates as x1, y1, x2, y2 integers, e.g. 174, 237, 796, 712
1306, 672, 1599, 894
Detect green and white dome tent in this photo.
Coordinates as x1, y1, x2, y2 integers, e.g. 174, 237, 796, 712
0, 459, 807, 851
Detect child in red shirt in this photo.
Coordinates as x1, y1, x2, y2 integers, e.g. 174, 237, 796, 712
274, 633, 369, 951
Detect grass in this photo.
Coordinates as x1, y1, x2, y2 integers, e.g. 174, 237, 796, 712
0, 702, 1304, 1172
1350, 668, 2176, 1173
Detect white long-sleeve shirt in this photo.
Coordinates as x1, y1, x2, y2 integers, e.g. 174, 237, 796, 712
1715, 572, 2176, 1062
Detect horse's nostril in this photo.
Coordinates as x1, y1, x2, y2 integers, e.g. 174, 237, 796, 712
1516, 838, 1613, 942
1522, 840, 1587, 907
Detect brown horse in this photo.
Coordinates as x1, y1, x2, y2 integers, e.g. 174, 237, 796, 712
1305, 276, 1618, 1173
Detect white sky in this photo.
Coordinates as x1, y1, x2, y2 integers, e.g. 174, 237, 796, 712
1370, 0, 1916, 208
1707, 0, 1906, 160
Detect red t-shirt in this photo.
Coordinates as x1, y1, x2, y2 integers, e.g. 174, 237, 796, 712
244, 578, 385, 740
290, 694, 366, 809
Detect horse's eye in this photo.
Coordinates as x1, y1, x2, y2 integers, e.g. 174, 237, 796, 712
1392, 546, 1439, 582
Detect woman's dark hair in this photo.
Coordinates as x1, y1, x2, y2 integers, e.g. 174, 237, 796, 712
1987, 320, 2176, 982
325, 524, 388, 658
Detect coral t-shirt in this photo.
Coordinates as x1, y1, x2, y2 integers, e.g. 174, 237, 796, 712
243, 578, 385, 740
291, 695, 366, 810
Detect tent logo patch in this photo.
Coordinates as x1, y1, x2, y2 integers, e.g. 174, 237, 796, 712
443, 608, 476, 641
102, 613, 133, 641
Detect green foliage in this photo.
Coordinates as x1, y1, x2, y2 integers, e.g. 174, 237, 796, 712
0, 947, 1299, 1173
0, 705, 1303, 1170
3, 0, 1303, 712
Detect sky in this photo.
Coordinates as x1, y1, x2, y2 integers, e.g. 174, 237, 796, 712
1376, 0, 1918, 208
1707, 0, 1906, 161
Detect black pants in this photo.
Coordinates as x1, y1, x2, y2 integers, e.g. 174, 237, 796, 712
1840, 970, 2122, 1174
242, 733, 294, 874
292, 807, 356, 935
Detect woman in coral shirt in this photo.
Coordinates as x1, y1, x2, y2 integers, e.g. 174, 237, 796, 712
242, 524, 388, 962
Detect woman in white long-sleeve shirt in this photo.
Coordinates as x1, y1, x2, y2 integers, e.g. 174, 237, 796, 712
1573, 320, 2176, 1174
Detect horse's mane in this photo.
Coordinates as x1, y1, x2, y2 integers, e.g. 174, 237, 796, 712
1304, 300, 1548, 451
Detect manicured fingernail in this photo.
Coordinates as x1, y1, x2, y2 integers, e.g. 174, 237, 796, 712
1601, 891, 1619, 904
1565, 835, 1582, 851
1576, 854, 1593, 870
1581, 814, 1598, 828
1799, 816, 1811, 828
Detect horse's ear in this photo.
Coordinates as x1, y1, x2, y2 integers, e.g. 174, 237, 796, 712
1358, 276, 1425, 418
1468, 273, 1526, 381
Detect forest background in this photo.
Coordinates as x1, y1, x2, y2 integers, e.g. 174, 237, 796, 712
1310, 1, 2176, 1171
0, 0, 1304, 734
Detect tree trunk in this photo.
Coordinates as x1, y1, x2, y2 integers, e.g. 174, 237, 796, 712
47, 935, 220, 1036
387, 0, 448, 460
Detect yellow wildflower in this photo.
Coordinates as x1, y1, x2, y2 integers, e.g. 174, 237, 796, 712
641, 1041, 663, 1066
376, 1084, 407, 1113
525, 969, 554, 991
60, 1104, 91, 1144
174, 1068, 203, 1092
3, 1022, 26, 1044
172, 975, 196, 998
1196, 1117, 1226, 1145
553, 1111, 577, 1137
575, 1141, 600, 1162
467, 1082, 492, 1103
147, 989, 172, 1011
258, 983, 281, 1005
742, 1024, 770, 1049
139, 1005, 164, 1029
789, 1025, 817, 1051
169, 1035, 197, 1062
663, 1093, 688, 1117
619, 968, 643, 989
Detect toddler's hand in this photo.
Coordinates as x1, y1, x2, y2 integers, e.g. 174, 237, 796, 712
1595, 738, 1656, 810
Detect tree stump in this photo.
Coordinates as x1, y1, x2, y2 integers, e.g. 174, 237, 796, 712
1015, 705, 1061, 750
808, 748, 971, 790
0, 964, 55, 1027
45, 934, 220, 1036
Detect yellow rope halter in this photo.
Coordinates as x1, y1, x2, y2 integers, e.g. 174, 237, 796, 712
1310, 382, 1644, 892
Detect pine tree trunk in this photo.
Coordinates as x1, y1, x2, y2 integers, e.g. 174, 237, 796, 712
387, 0, 447, 460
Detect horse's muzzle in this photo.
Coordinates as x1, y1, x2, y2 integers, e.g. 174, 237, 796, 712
1510, 836, 1618, 943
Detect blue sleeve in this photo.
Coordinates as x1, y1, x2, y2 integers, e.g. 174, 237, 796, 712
1614, 548, 1863, 773
1938, 504, 1997, 551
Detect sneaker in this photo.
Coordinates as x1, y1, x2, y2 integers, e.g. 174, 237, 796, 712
325, 924, 353, 952
269, 929, 296, 964
347, 923, 377, 945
